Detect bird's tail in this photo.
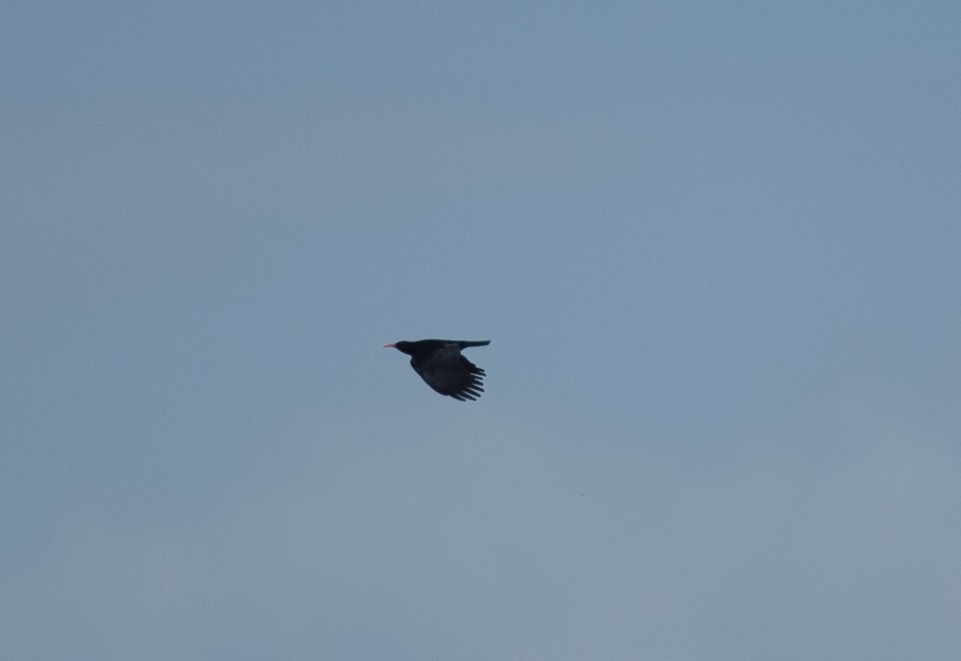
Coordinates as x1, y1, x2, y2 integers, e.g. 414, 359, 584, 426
458, 340, 491, 348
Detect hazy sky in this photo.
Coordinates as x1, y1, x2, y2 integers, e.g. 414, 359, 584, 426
3, 2, 960, 660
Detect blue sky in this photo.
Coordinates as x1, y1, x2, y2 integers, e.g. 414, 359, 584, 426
2, 2, 960, 659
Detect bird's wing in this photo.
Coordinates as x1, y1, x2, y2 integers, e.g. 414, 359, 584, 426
411, 344, 486, 401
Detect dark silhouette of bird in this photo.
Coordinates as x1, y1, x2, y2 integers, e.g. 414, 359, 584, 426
384, 339, 490, 401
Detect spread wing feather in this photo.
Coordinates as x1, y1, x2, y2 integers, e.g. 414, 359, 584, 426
410, 343, 486, 401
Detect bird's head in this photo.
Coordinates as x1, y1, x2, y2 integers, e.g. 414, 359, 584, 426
383, 341, 413, 355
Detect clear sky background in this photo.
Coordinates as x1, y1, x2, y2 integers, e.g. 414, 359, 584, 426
2, 2, 960, 660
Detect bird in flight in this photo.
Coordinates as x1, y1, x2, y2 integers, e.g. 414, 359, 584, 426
384, 339, 491, 401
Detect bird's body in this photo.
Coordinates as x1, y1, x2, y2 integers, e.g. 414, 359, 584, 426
384, 339, 490, 401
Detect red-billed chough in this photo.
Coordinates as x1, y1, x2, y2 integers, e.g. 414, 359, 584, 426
384, 339, 490, 401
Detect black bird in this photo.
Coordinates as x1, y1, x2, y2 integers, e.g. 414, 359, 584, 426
384, 339, 490, 401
